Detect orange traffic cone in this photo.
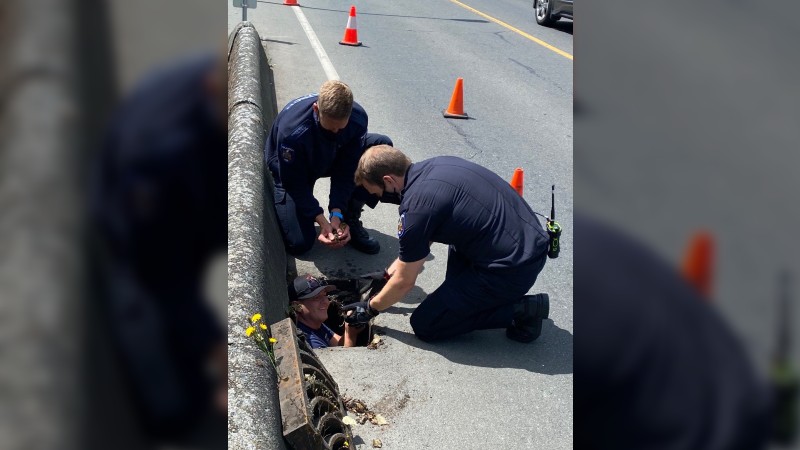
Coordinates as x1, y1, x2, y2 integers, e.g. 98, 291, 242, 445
682, 230, 714, 300
283, 0, 298, 5
510, 167, 524, 196
443, 77, 468, 119
340, 6, 362, 46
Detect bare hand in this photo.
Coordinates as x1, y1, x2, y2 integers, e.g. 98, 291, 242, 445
318, 221, 347, 249
317, 222, 336, 245
333, 220, 351, 246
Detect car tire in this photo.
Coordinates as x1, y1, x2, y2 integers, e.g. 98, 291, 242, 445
534, 0, 556, 26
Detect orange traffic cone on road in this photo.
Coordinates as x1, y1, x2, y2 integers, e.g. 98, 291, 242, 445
510, 167, 524, 196
340, 6, 362, 46
283, 0, 298, 5
443, 77, 468, 119
682, 230, 714, 300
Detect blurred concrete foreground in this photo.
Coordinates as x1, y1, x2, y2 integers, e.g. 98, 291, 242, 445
0, 1, 86, 449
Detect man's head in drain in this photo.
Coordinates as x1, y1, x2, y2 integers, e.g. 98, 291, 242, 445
289, 274, 364, 349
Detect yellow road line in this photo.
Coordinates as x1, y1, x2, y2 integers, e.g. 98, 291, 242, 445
448, 0, 573, 61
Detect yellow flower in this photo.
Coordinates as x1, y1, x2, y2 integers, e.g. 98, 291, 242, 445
269, 337, 277, 344
251, 313, 262, 323
245, 326, 255, 337
260, 323, 267, 330
343, 442, 349, 448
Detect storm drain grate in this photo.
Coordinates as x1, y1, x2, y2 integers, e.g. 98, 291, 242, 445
272, 318, 353, 450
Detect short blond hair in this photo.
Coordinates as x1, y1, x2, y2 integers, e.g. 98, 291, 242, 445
317, 80, 353, 120
355, 145, 412, 187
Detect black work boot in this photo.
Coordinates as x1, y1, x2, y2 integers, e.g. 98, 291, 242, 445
506, 293, 550, 343
346, 200, 380, 255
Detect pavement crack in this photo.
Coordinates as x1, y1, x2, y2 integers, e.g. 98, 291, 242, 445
509, 58, 569, 95
493, 30, 512, 45
509, 58, 540, 77
446, 121, 482, 160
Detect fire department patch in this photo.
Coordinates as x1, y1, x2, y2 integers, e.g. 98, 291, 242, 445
281, 147, 294, 163
397, 213, 406, 238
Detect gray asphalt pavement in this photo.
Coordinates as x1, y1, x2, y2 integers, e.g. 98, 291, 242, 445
575, 0, 800, 381
229, 1, 573, 448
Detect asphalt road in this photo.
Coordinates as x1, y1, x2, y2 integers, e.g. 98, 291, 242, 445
574, 0, 800, 384
229, 1, 573, 448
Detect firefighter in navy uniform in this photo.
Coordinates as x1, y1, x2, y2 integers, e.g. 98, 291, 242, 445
265, 80, 393, 255
342, 145, 551, 343
92, 53, 227, 442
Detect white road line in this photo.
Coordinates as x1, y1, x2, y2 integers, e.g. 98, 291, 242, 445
291, 6, 340, 81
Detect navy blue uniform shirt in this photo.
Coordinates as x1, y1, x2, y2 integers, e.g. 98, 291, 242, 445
94, 53, 227, 283
92, 53, 226, 433
398, 156, 549, 269
297, 321, 335, 349
265, 94, 368, 219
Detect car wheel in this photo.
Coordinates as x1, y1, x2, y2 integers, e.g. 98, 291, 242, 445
535, 0, 556, 26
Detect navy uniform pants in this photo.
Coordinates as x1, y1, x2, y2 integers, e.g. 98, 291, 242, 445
410, 246, 547, 341
274, 133, 393, 255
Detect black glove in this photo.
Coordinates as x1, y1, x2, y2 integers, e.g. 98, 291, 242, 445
341, 300, 379, 326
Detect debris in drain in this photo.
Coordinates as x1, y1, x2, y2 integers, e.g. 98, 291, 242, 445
373, 414, 388, 426
367, 334, 383, 350
342, 416, 357, 426
372, 438, 383, 448
347, 397, 368, 415
342, 395, 389, 426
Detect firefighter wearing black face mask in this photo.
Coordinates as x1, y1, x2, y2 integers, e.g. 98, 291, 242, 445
265, 80, 394, 255
346, 145, 551, 344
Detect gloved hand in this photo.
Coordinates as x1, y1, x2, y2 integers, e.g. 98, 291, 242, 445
341, 300, 379, 326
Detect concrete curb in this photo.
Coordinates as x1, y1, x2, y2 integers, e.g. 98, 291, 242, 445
227, 22, 288, 450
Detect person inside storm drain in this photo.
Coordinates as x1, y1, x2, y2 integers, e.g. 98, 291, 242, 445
266, 80, 394, 256
289, 274, 365, 349
342, 145, 552, 343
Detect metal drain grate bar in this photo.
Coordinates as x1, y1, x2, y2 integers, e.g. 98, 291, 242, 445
272, 318, 353, 450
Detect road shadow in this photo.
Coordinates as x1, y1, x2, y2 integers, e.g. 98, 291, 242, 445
551, 20, 573, 35
293, 227, 437, 280
258, 2, 491, 24
380, 319, 573, 375
293, 228, 398, 279
381, 286, 429, 308
260, 38, 297, 45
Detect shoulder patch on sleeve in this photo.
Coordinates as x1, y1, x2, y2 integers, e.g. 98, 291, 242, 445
397, 213, 406, 238
281, 146, 295, 163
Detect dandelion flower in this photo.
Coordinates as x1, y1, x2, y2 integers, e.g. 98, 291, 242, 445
260, 323, 267, 330
245, 326, 255, 337
251, 313, 262, 323
269, 337, 278, 344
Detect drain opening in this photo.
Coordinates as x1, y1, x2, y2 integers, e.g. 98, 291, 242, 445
317, 411, 345, 437
323, 276, 388, 347
326, 432, 350, 450
309, 396, 340, 423
303, 365, 339, 397
324, 302, 374, 347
